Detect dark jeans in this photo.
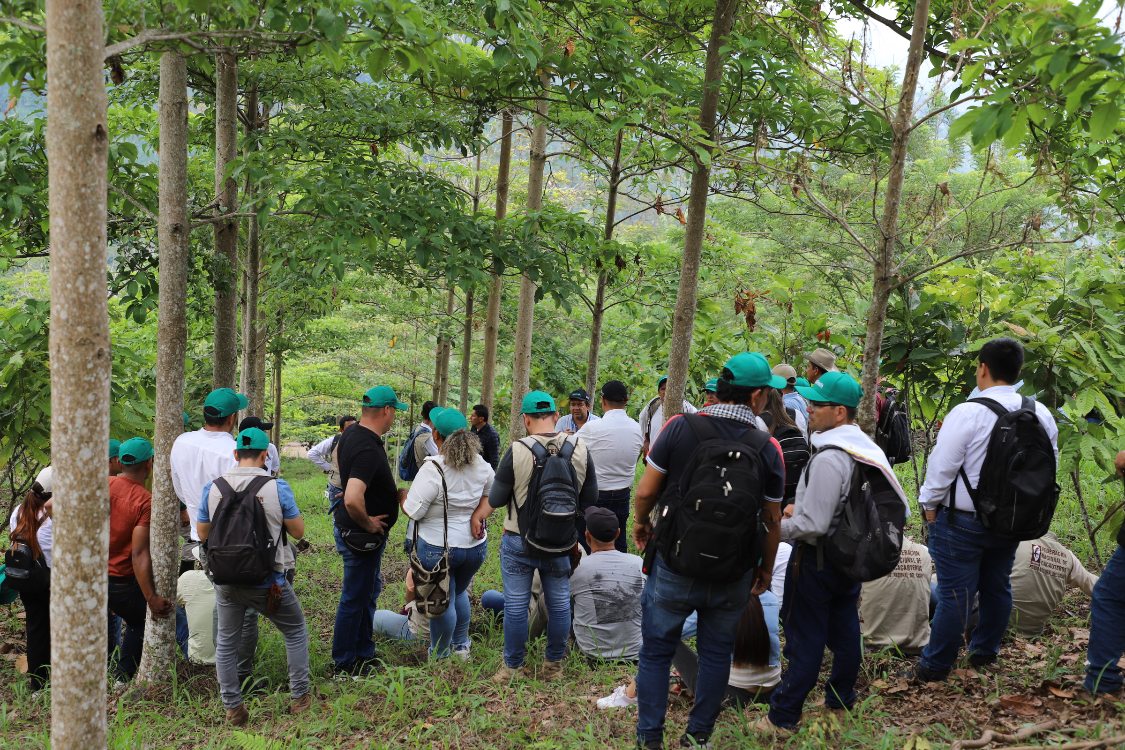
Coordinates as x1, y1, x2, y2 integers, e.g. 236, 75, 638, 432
635, 554, 752, 745
768, 544, 861, 729
20, 586, 50, 690
107, 575, 149, 681
920, 507, 1018, 677
576, 489, 631, 553
332, 524, 385, 669
1086, 545, 1125, 694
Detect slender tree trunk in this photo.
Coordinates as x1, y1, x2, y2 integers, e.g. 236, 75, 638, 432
271, 345, 283, 447
664, 0, 740, 421
586, 129, 625, 397
212, 51, 239, 389
435, 287, 455, 404
509, 87, 550, 440
480, 110, 513, 412
857, 0, 930, 435
137, 51, 189, 684
241, 87, 264, 416
46, 1, 110, 743
459, 287, 474, 412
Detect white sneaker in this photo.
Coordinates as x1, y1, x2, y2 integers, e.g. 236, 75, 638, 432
453, 645, 471, 661
597, 684, 637, 710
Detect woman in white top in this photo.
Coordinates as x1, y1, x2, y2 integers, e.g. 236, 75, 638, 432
6, 466, 54, 690
403, 408, 494, 658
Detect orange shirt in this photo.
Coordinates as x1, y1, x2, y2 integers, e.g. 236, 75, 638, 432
108, 475, 151, 578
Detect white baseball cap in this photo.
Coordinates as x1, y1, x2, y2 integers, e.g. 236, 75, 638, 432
34, 466, 54, 495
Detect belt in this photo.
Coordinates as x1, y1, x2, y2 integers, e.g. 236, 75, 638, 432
598, 488, 631, 498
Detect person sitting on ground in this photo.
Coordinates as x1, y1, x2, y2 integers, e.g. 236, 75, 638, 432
178, 557, 216, 665
556, 388, 600, 433
371, 569, 431, 643
1009, 532, 1098, 636
1085, 449, 1125, 696
860, 536, 932, 655
469, 404, 501, 470
198, 427, 310, 726
402, 407, 494, 658
570, 507, 645, 662
6, 466, 54, 691
702, 379, 719, 407
638, 375, 698, 458
307, 415, 357, 508
760, 387, 810, 509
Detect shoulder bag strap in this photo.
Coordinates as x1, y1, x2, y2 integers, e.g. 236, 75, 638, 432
432, 462, 450, 552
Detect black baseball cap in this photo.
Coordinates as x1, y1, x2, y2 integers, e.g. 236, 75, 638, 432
584, 507, 620, 542
600, 380, 629, 402
568, 388, 591, 403
239, 416, 274, 432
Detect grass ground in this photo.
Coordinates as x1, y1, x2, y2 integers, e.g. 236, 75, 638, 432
1, 459, 1122, 749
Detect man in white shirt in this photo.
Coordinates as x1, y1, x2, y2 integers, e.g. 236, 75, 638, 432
577, 380, 644, 553
555, 388, 600, 433
912, 338, 1058, 683
637, 375, 697, 457
307, 415, 357, 508
171, 388, 244, 545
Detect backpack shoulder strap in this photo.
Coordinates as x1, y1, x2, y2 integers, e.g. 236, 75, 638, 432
802, 444, 846, 488
966, 397, 1008, 419
954, 397, 1009, 506
681, 413, 718, 443
558, 437, 576, 461
243, 475, 274, 499
518, 437, 549, 464
212, 476, 235, 503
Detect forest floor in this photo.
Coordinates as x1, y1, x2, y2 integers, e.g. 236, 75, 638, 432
1, 461, 1122, 749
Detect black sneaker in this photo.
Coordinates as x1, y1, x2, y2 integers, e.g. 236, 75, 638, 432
900, 662, 947, 684
678, 732, 711, 749
636, 739, 663, 750
968, 653, 998, 669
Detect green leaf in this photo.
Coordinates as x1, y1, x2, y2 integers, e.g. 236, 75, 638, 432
1088, 102, 1120, 140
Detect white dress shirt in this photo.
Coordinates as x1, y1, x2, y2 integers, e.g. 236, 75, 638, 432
918, 385, 1058, 512
266, 442, 280, 476
555, 412, 600, 433
170, 428, 237, 541
638, 398, 698, 447
577, 408, 644, 491
307, 434, 336, 472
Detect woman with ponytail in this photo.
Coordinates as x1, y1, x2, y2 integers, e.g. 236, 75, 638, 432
6, 466, 55, 690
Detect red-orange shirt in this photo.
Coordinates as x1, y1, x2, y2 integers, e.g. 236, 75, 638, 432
108, 474, 151, 578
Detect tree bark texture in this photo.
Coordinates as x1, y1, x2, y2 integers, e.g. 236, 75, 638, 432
509, 89, 550, 441
857, 0, 931, 435
436, 287, 455, 404
664, 0, 740, 422
138, 51, 190, 683
212, 51, 239, 390
45, 0, 110, 743
459, 287, 474, 412
479, 109, 513, 413
585, 128, 624, 397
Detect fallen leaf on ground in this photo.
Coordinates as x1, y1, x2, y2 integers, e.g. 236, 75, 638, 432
999, 694, 1042, 717
951, 668, 979, 680
15, 654, 27, 674
886, 680, 910, 695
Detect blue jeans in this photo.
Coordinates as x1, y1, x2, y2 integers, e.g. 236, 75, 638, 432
332, 525, 385, 668
576, 489, 631, 553
327, 482, 343, 511
636, 554, 753, 745
768, 545, 861, 728
176, 606, 189, 658
414, 537, 488, 656
481, 590, 505, 618
920, 507, 1018, 676
1086, 545, 1125, 694
372, 610, 415, 641
499, 533, 571, 668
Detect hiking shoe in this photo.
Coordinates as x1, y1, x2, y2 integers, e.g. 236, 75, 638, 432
678, 732, 711, 748
226, 703, 249, 727
900, 662, 947, 685
491, 665, 523, 684
290, 693, 313, 715
452, 645, 471, 661
751, 716, 794, 737
636, 739, 663, 750
968, 652, 998, 669
598, 684, 638, 710
539, 660, 563, 680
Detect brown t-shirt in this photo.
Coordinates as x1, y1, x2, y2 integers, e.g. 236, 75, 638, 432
108, 474, 151, 578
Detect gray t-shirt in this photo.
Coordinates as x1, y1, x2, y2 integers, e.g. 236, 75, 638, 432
569, 550, 645, 660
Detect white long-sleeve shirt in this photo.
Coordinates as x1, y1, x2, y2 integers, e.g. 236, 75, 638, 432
307, 434, 336, 473
918, 385, 1058, 512
170, 429, 237, 542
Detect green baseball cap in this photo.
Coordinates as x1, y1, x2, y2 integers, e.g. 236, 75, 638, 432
109, 438, 121, 460
236, 427, 270, 451
657, 375, 668, 388
704, 378, 719, 393
203, 387, 248, 419
795, 371, 863, 408
721, 353, 787, 389
520, 390, 557, 415
362, 385, 408, 410
431, 407, 468, 437
118, 437, 153, 465
795, 377, 811, 389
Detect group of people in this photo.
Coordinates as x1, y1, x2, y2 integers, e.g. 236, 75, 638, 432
5, 335, 1125, 748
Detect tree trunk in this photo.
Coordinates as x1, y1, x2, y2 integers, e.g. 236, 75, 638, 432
586, 128, 624, 397
480, 110, 513, 412
212, 51, 239, 389
436, 287, 455, 404
664, 0, 740, 422
241, 87, 265, 417
857, 0, 931, 435
509, 88, 550, 440
46, 1, 110, 744
137, 51, 190, 684
459, 287, 474, 412
271, 344, 283, 447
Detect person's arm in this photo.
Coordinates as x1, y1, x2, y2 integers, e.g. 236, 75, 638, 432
918, 405, 973, 516
487, 448, 516, 509
276, 479, 305, 540
307, 436, 334, 472
754, 501, 781, 596
1066, 549, 1099, 596
195, 482, 214, 541
633, 464, 666, 550
471, 495, 491, 540
780, 452, 851, 543
131, 525, 173, 618
577, 449, 598, 510
343, 477, 387, 534
402, 463, 439, 521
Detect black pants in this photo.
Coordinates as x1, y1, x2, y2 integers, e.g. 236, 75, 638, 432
576, 488, 631, 553
20, 586, 51, 690
107, 576, 148, 680
672, 641, 772, 708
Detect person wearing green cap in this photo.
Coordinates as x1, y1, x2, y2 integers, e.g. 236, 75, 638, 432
109, 438, 123, 476
331, 385, 409, 677
402, 408, 495, 658
632, 352, 786, 750
757, 371, 909, 735
473, 390, 600, 683
107, 438, 174, 682
702, 378, 719, 407
638, 375, 698, 459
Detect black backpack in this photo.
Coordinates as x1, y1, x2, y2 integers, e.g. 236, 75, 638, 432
397, 426, 428, 481
875, 390, 912, 465
655, 415, 768, 583
957, 397, 1059, 541
816, 447, 907, 582
773, 413, 810, 505
206, 475, 283, 586
514, 437, 581, 557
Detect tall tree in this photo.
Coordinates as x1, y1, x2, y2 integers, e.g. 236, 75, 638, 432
212, 50, 239, 389
664, 0, 741, 421
585, 128, 624, 396
45, 0, 110, 744
480, 109, 514, 412
137, 50, 190, 683
240, 84, 266, 416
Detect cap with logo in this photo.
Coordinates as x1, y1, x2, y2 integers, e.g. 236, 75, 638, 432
805, 348, 838, 373
109, 438, 121, 460
362, 385, 408, 411
34, 466, 54, 496
239, 415, 274, 432
721, 353, 787, 390
236, 427, 271, 451
771, 364, 797, 385
520, 391, 557, 415
568, 388, 591, 403
204, 387, 249, 419
431, 407, 469, 437
600, 380, 629, 402
795, 371, 863, 409
118, 437, 154, 466
584, 506, 620, 542
704, 378, 719, 393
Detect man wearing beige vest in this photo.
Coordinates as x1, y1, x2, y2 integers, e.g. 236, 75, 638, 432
860, 537, 932, 654
1009, 533, 1098, 635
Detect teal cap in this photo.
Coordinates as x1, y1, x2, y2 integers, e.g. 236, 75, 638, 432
520, 391, 557, 415
109, 438, 121, 460
431, 407, 468, 437
118, 437, 153, 465
795, 371, 863, 408
795, 377, 811, 389
721, 353, 787, 390
362, 385, 408, 410
236, 427, 270, 451
182, 412, 191, 430
704, 378, 719, 393
204, 388, 248, 419
657, 375, 668, 388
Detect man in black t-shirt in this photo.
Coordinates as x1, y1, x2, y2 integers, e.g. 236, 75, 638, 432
330, 385, 408, 676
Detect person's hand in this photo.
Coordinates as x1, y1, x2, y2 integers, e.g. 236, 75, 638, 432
751, 567, 772, 596
367, 514, 389, 534
471, 512, 487, 540
397, 487, 408, 503
924, 508, 938, 524
147, 595, 174, 619
569, 543, 583, 570
633, 521, 652, 551
1116, 450, 1125, 476
782, 504, 795, 518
